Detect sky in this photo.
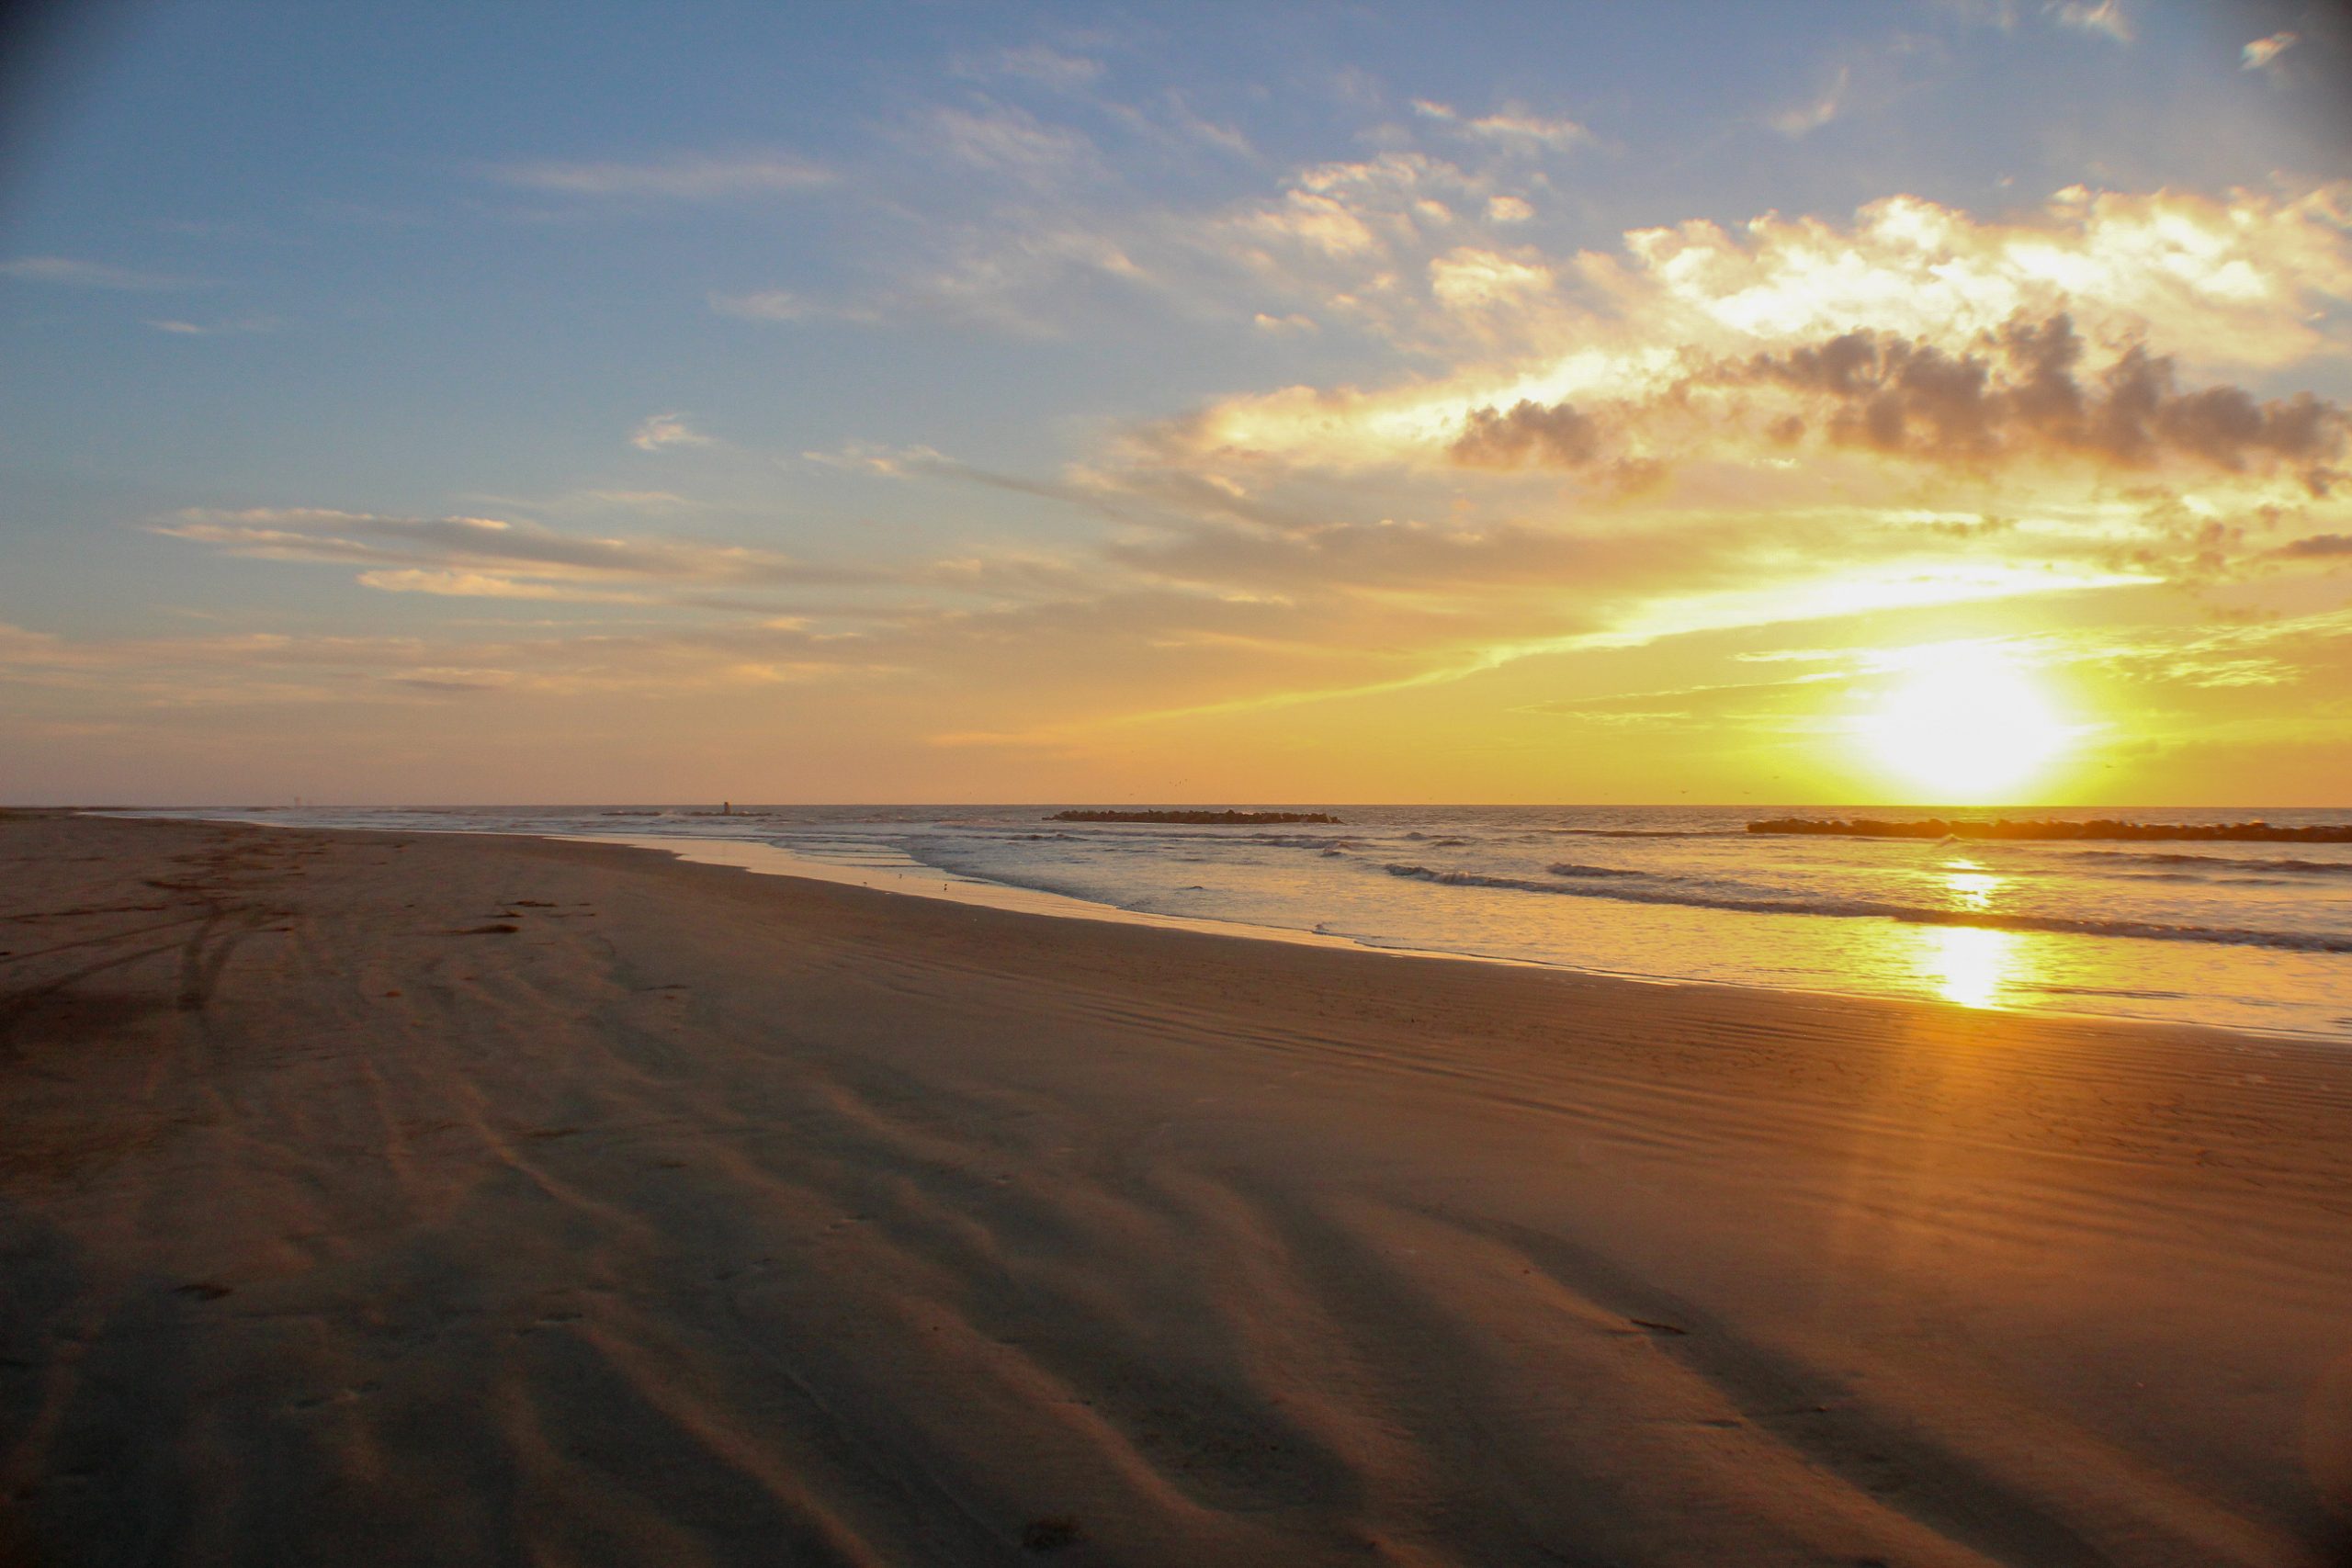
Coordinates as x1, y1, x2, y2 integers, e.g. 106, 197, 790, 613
2, 0, 2348, 807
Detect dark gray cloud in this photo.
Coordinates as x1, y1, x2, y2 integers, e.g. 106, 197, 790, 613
1452, 400, 1607, 467
1450, 312, 2347, 492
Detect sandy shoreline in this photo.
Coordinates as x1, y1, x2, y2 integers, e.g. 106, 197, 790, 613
3, 811, 2349, 1565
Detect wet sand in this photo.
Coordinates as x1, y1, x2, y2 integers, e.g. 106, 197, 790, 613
3, 811, 2349, 1566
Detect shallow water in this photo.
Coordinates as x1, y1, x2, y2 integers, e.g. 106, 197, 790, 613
122, 804, 2352, 1040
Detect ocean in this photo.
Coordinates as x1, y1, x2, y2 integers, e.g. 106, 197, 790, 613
126, 804, 2352, 1041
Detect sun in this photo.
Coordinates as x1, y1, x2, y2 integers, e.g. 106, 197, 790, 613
1852, 649, 2075, 802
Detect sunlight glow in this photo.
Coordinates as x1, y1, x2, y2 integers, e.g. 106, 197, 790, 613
1942, 862, 1999, 912
1853, 650, 2076, 800
1926, 925, 2021, 1010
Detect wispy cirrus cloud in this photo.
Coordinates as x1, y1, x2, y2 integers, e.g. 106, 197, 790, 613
2, 254, 198, 290
152, 507, 876, 596
707, 288, 861, 324
953, 42, 1104, 88
2049, 0, 2131, 43
1410, 98, 1592, 150
485, 151, 832, 199
923, 102, 1100, 185
144, 313, 277, 336
629, 412, 715, 451
2241, 31, 2298, 72
1770, 65, 1850, 137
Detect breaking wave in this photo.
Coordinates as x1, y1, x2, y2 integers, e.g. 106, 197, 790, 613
2069, 850, 2352, 878
1544, 827, 1744, 839
1380, 863, 2352, 953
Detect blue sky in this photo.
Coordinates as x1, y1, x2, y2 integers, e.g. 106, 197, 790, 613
4, 1, 2349, 803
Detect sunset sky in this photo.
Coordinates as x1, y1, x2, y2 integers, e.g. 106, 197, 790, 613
3, 0, 2348, 806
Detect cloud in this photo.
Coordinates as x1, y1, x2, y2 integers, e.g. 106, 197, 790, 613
353, 570, 655, 603
1412, 98, 1591, 150
153, 507, 874, 592
144, 314, 276, 336
707, 288, 870, 325
0, 616, 895, 714
629, 412, 715, 451
1733, 314, 2345, 477
486, 152, 832, 199
1445, 311, 2346, 502
1770, 65, 1850, 137
1150, 181, 2352, 480
956, 44, 1103, 87
2049, 0, 2132, 42
2241, 31, 2298, 71
2, 255, 194, 290
2275, 533, 2352, 558
925, 104, 1096, 184
1428, 248, 1555, 314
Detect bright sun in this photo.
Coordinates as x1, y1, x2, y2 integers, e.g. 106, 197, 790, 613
1853, 651, 2075, 802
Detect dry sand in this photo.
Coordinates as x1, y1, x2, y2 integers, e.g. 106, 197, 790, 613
2, 811, 2349, 1567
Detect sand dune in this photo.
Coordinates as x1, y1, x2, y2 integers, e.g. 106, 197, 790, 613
3, 813, 2348, 1565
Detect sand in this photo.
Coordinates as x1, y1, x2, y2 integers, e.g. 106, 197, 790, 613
2, 812, 2348, 1567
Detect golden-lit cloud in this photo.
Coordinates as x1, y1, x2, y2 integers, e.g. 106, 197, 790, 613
1410, 98, 1593, 151
1133, 184, 2352, 492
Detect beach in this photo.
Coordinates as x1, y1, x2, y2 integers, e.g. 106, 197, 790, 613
3, 811, 2349, 1566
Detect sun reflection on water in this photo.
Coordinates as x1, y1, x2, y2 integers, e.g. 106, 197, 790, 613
1924, 863, 2022, 1007
1928, 925, 2020, 1009
1944, 868, 1997, 912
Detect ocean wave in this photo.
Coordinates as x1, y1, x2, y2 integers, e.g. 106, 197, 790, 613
1546, 862, 1648, 879
1379, 863, 2352, 953
1544, 827, 1742, 839
2070, 850, 2352, 878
